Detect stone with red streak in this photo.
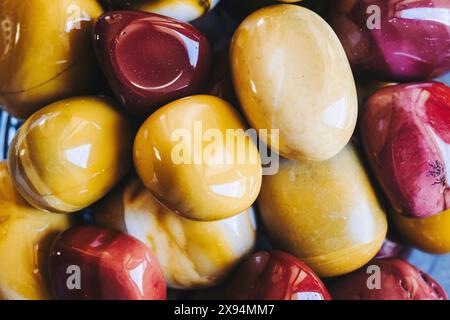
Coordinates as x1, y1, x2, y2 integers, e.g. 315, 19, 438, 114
49, 226, 166, 300
362, 82, 450, 218
225, 251, 331, 300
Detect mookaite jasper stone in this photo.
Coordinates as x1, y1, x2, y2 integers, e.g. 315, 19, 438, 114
362, 82, 450, 218
231, 4, 357, 161
0, 161, 71, 300
329, 0, 450, 81
133, 95, 262, 221
49, 226, 166, 300
0, 0, 103, 119
103, 0, 221, 22
225, 251, 331, 300
329, 259, 447, 300
93, 11, 211, 117
393, 207, 450, 254
94, 177, 256, 289
258, 144, 387, 277
8, 96, 133, 213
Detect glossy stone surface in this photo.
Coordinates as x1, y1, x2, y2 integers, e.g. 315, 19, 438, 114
93, 11, 210, 116
133, 95, 262, 221
231, 4, 357, 161
49, 226, 166, 300
393, 208, 450, 254
329, 259, 447, 300
94, 176, 256, 289
258, 144, 387, 277
329, 0, 450, 81
8, 96, 133, 213
225, 251, 331, 300
362, 82, 450, 218
0, 161, 71, 300
93, 11, 211, 117
103, 0, 221, 22
0, 0, 103, 119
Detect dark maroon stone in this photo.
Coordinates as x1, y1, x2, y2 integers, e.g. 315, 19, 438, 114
224, 251, 331, 300
328, 0, 450, 81
362, 82, 450, 218
93, 11, 211, 117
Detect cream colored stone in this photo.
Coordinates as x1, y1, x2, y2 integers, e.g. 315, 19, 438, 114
133, 95, 262, 222
8, 96, 133, 213
94, 177, 256, 289
231, 4, 358, 161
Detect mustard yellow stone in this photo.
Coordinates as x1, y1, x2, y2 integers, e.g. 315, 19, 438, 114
0, 0, 103, 119
8, 96, 133, 213
133, 95, 262, 221
94, 176, 256, 289
106, 0, 221, 21
230, 4, 357, 161
0, 161, 71, 300
258, 145, 387, 277
393, 208, 450, 254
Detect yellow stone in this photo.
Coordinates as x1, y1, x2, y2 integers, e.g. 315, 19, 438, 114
0, 161, 71, 300
231, 4, 357, 161
94, 176, 256, 289
8, 96, 133, 213
258, 145, 387, 277
133, 95, 262, 221
108, 0, 221, 22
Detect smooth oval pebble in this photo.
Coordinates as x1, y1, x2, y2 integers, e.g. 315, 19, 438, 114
93, 11, 211, 117
49, 226, 166, 300
375, 234, 409, 260
0, 161, 71, 300
8, 96, 133, 213
133, 95, 262, 221
225, 251, 331, 300
94, 176, 256, 289
258, 144, 387, 277
328, 0, 450, 81
0, 0, 103, 119
103, 0, 221, 22
328, 259, 447, 300
231, 4, 357, 161
361, 82, 450, 218
393, 207, 450, 254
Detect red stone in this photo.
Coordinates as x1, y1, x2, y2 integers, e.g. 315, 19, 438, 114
93, 11, 211, 117
49, 226, 166, 300
225, 251, 331, 300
